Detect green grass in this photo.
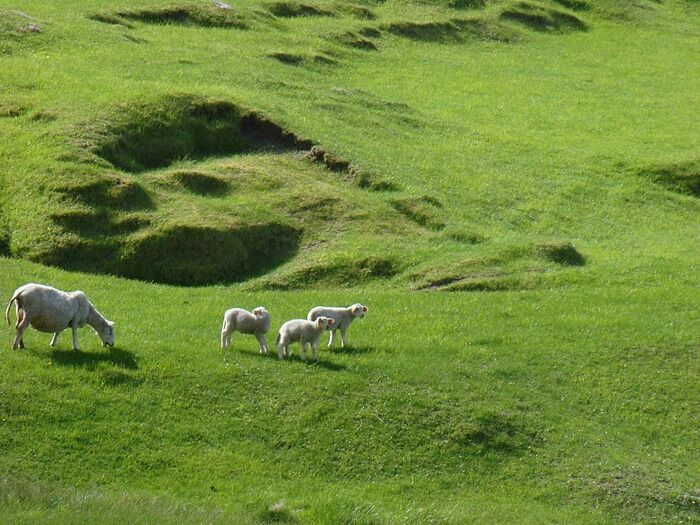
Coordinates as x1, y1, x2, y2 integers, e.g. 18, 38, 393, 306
0, 0, 699, 522
0, 257, 698, 523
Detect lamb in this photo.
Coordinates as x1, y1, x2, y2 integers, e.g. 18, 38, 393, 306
220, 306, 270, 353
275, 317, 334, 361
307, 303, 368, 348
5, 283, 115, 351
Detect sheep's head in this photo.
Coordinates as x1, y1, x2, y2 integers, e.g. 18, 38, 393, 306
99, 321, 115, 347
317, 317, 334, 331
352, 303, 368, 318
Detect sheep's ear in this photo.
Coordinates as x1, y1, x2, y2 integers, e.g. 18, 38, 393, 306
363, 306, 368, 312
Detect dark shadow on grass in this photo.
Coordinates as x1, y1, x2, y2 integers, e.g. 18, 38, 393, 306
249, 347, 347, 371
327, 344, 375, 355
48, 347, 138, 370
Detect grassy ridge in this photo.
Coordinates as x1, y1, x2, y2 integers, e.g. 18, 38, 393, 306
0, 0, 698, 288
1, 257, 698, 523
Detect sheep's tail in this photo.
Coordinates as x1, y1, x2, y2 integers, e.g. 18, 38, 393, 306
5, 291, 19, 326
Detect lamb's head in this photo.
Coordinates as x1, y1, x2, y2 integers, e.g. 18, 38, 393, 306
98, 321, 115, 347
316, 317, 334, 331
252, 306, 269, 319
252, 306, 271, 332
351, 303, 368, 318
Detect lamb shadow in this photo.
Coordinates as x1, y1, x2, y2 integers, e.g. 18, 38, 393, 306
48, 347, 138, 370
327, 345, 375, 355
256, 349, 347, 371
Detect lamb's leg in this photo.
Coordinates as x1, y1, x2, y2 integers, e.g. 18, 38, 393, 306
299, 339, 307, 361
311, 340, 319, 361
50, 331, 62, 347
71, 321, 80, 352
328, 329, 336, 348
340, 327, 348, 348
256, 333, 267, 354
221, 330, 231, 349
277, 340, 285, 360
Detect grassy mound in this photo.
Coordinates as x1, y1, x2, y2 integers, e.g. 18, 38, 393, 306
53, 174, 154, 211
410, 240, 585, 291
0, 9, 43, 54
259, 255, 400, 289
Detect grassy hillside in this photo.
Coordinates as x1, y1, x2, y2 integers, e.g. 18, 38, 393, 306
1, 257, 698, 524
1, 0, 698, 523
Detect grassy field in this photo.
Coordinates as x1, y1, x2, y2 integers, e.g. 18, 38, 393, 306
1, 0, 699, 523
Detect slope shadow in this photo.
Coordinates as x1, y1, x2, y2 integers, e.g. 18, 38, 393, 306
47, 347, 138, 370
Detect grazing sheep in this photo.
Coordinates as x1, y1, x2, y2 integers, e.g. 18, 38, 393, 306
220, 306, 270, 353
307, 303, 368, 348
275, 317, 334, 361
5, 283, 115, 351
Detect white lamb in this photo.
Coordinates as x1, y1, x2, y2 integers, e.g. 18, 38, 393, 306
275, 317, 334, 361
220, 306, 270, 353
5, 283, 115, 351
307, 303, 368, 348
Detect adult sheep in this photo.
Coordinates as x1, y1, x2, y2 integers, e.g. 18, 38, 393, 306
5, 283, 115, 351
307, 303, 367, 348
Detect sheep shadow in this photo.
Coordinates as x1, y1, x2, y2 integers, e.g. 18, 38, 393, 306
251, 348, 347, 371
47, 347, 138, 371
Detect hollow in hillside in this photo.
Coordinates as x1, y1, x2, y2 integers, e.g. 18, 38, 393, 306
638, 159, 700, 198
93, 3, 247, 29
500, 1, 588, 32
118, 223, 301, 285
91, 95, 311, 173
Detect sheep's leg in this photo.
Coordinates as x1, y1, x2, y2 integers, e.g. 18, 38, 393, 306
277, 343, 286, 360
13, 314, 30, 350
50, 331, 62, 347
256, 333, 267, 354
311, 340, 319, 361
70, 321, 80, 352
328, 329, 336, 348
340, 327, 348, 348
299, 339, 307, 361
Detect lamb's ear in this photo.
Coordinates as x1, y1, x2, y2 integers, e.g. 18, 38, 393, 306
363, 306, 368, 312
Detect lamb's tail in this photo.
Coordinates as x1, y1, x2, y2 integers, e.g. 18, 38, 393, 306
5, 291, 19, 326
